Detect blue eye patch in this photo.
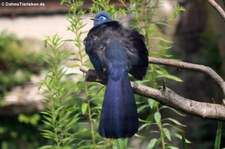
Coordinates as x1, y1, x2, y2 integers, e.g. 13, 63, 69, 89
97, 16, 107, 21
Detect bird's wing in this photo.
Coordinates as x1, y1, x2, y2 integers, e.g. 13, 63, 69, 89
85, 21, 149, 80
125, 29, 149, 80
84, 32, 105, 79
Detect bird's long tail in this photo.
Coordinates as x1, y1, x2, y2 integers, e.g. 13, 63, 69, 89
98, 66, 138, 139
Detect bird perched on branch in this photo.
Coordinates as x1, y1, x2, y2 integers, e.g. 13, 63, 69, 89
84, 11, 149, 139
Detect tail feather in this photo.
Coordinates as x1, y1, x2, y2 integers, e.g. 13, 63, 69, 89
99, 67, 138, 138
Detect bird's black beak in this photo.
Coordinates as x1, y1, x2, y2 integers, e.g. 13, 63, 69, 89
91, 18, 96, 21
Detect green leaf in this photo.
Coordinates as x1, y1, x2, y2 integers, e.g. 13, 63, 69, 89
152, 37, 173, 44
164, 118, 186, 127
138, 104, 149, 112
148, 98, 157, 109
175, 134, 191, 143
114, 139, 127, 149
147, 138, 158, 149
160, 106, 186, 117
41, 130, 55, 139
154, 112, 161, 124
18, 114, 29, 124
138, 123, 152, 131
163, 128, 171, 141
162, 123, 183, 132
81, 103, 88, 114
214, 121, 222, 149
166, 145, 179, 149
182, 132, 187, 149
156, 74, 183, 82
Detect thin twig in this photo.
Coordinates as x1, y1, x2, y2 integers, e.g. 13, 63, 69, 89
208, 0, 225, 21
149, 57, 225, 97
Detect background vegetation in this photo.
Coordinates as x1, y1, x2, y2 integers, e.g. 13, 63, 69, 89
0, 31, 47, 148
0, 31, 46, 100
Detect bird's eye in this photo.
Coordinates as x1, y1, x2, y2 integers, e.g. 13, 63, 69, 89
98, 16, 107, 21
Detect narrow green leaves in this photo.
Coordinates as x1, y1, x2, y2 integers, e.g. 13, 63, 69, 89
81, 103, 88, 115
147, 138, 158, 149
40, 35, 81, 148
163, 128, 171, 141
214, 121, 222, 149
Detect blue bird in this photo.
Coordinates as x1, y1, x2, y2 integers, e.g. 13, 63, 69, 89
84, 11, 149, 139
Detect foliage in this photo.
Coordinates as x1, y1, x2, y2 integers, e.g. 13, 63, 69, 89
198, 24, 224, 149
0, 31, 47, 148
0, 114, 45, 149
39, 35, 81, 149
40, 0, 189, 149
0, 31, 46, 99
214, 121, 222, 149
199, 31, 222, 73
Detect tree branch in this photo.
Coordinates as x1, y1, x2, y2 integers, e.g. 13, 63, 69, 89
80, 57, 225, 121
208, 0, 225, 21
132, 83, 225, 121
149, 57, 225, 97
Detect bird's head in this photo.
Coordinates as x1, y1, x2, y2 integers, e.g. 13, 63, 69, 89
92, 11, 112, 26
